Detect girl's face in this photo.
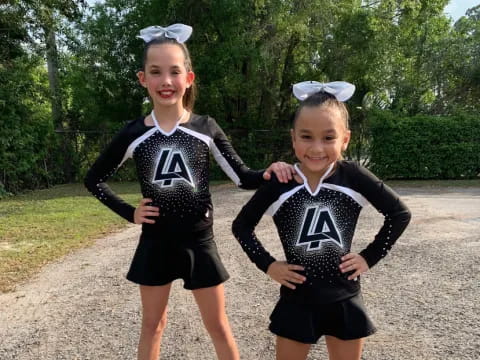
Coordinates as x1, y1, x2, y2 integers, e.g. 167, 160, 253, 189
137, 43, 195, 110
291, 105, 351, 177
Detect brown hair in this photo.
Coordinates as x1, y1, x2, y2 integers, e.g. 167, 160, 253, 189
142, 37, 197, 111
292, 91, 350, 130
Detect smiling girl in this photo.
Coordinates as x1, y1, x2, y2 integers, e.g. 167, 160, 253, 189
85, 24, 293, 360
232, 81, 411, 360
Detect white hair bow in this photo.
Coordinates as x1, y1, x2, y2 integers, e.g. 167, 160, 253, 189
292, 81, 355, 102
137, 24, 193, 43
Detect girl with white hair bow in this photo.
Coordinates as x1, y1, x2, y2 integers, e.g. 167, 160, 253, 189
85, 23, 295, 360
233, 81, 411, 360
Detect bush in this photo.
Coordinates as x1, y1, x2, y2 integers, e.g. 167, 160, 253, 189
0, 56, 71, 193
369, 111, 480, 179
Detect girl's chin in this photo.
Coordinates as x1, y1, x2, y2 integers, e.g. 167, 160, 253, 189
300, 163, 330, 174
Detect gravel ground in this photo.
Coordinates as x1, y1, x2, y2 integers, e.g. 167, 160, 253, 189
0, 184, 479, 360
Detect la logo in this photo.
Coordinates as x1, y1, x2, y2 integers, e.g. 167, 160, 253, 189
296, 206, 343, 251
153, 148, 194, 188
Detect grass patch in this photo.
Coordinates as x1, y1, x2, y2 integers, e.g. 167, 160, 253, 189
0, 182, 141, 293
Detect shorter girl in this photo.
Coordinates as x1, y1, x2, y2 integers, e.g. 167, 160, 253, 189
232, 81, 411, 360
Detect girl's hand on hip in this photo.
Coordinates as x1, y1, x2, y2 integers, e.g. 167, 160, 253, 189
267, 261, 306, 289
339, 253, 369, 281
134, 198, 160, 224
263, 162, 295, 183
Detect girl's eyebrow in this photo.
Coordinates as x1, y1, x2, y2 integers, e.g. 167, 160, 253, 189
147, 64, 182, 69
298, 128, 337, 133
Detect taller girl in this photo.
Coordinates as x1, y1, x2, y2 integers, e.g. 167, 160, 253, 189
85, 24, 292, 360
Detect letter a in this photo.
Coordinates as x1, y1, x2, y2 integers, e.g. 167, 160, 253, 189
296, 206, 342, 251
153, 148, 194, 188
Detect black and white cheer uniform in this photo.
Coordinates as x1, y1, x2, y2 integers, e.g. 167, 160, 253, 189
85, 112, 264, 288
232, 161, 411, 305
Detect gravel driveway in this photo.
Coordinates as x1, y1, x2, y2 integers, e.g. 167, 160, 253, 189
1, 184, 479, 360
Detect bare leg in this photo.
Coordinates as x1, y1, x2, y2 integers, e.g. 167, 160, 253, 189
192, 284, 240, 360
275, 336, 311, 360
137, 283, 172, 360
325, 335, 364, 360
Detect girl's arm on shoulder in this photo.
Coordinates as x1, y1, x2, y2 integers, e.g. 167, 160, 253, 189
263, 162, 295, 183
208, 117, 292, 189
232, 177, 282, 272
349, 162, 412, 268
84, 122, 139, 223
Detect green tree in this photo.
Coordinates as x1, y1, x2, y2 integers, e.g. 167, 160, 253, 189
0, 0, 85, 193
438, 5, 480, 113
20, 0, 479, 189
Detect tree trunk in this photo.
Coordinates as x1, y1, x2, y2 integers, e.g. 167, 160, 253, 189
45, 26, 63, 129
44, 19, 74, 182
277, 33, 299, 126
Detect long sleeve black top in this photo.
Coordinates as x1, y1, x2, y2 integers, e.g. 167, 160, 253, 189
232, 161, 411, 304
85, 113, 264, 235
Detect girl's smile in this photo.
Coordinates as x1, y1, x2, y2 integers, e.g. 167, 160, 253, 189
158, 89, 175, 98
291, 105, 350, 182
137, 43, 194, 111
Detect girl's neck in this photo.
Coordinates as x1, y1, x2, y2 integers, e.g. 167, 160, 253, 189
146, 104, 189, 132
153, 104, 186, 124
297, 162, 336, 191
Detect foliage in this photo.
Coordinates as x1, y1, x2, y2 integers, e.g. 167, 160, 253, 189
2, 0, 480, 193
0, 55, 59, 192
0, 0, 86, 192
438, 5, 480, 113
369, 111, 480, 179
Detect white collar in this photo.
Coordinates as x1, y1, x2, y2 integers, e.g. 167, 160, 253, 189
294, 162, 335, 196
151, 109, 187, 136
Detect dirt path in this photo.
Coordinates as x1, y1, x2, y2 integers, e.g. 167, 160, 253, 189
1, 184, 479, 360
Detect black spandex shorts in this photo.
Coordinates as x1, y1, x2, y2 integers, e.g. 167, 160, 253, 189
126, 226, 229, 290
269, 293, 376, 343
